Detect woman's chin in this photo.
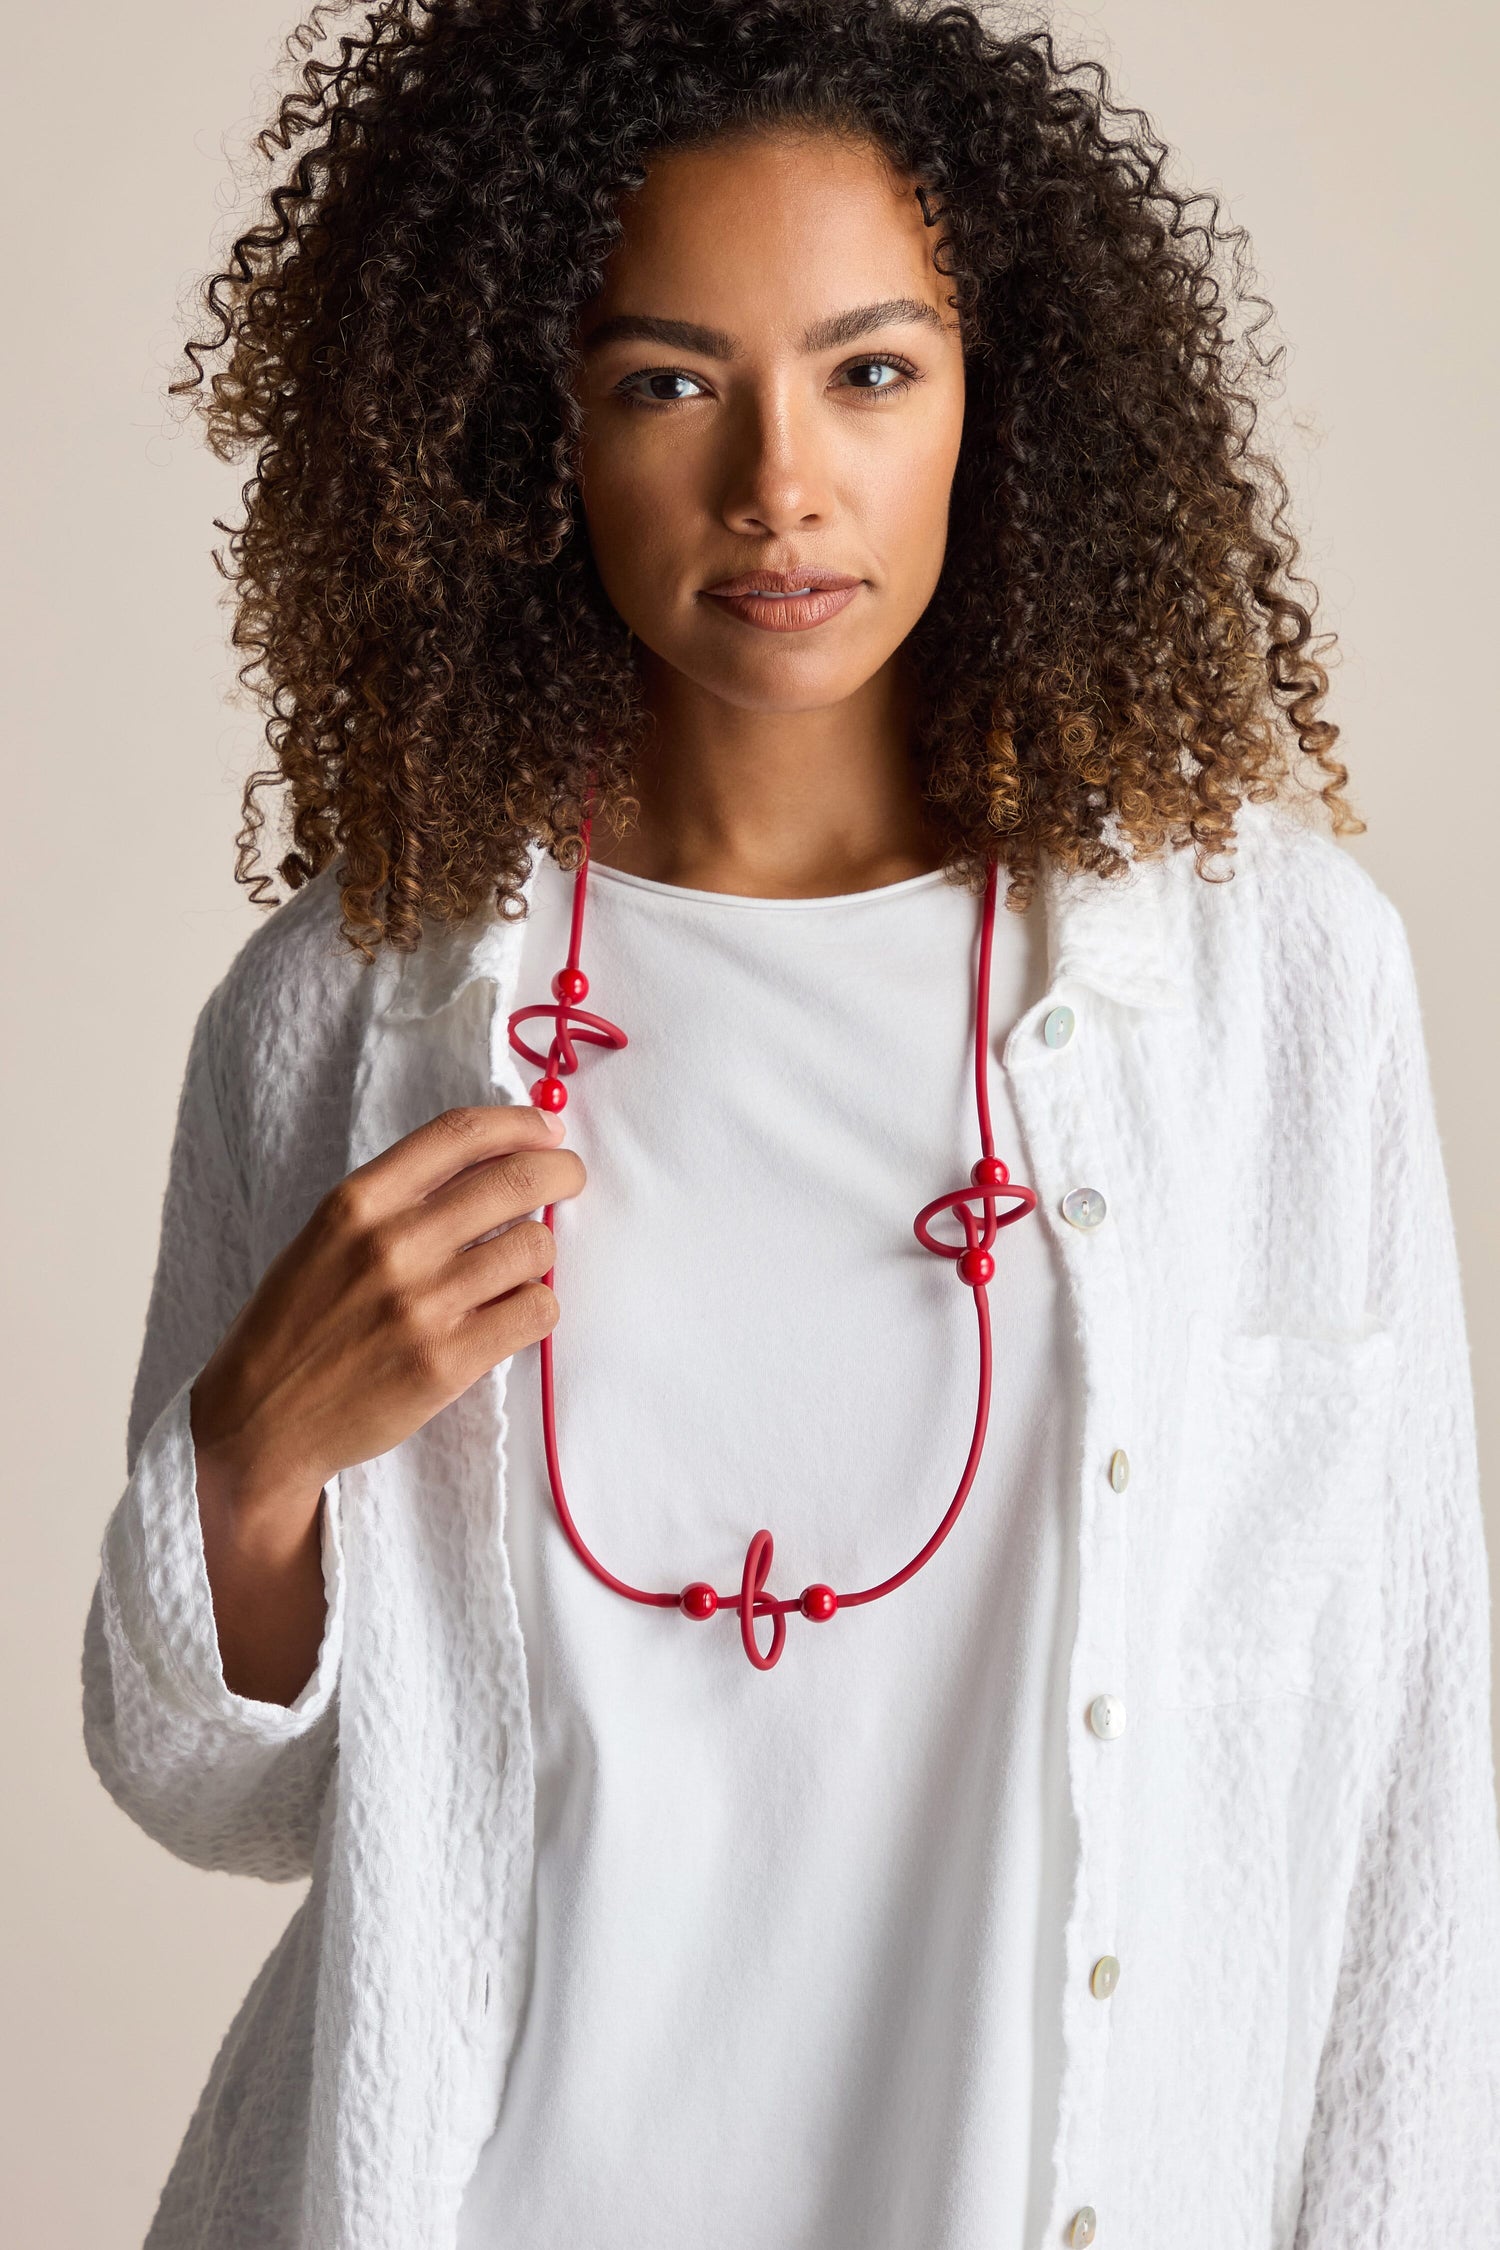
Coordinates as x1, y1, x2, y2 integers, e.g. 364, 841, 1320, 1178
638, 630, 899, 715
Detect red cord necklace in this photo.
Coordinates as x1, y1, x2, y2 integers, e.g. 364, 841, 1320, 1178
506, 817, 1038, 1671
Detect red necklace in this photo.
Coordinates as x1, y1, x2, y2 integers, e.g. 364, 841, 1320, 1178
506, 819, 1038, 1670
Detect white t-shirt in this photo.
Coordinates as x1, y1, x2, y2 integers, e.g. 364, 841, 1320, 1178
457, 852, 1082, 2250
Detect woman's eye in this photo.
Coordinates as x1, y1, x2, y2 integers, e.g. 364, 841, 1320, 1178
616, 368, 709, 408
839, 356, 918, 396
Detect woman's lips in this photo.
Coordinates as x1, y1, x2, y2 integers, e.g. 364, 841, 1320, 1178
701, 583, 861, 633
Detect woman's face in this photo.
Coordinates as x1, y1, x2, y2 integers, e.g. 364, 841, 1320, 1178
572, 126, 967, 716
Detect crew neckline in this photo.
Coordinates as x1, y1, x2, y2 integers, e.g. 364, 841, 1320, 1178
581, 859, 953, 912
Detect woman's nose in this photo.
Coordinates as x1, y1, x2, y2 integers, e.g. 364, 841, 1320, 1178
715, 388, 834, 536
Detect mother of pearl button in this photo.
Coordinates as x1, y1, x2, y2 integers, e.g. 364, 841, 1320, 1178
1090, 1954, 1121, 1999
1061, 1186, 1107, 1230
1088, 1693, 1127, 1739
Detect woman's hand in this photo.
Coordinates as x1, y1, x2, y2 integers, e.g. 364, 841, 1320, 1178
188, 1103, 585, 1704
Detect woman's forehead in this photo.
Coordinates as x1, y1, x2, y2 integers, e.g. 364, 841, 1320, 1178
583, 130, 948, 339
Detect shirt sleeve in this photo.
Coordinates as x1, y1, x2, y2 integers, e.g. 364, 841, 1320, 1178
1294, 893, 1500, 2241
80, 983, 345, 1881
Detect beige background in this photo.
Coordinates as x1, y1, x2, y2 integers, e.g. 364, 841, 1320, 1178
3, 3, 1495, 2240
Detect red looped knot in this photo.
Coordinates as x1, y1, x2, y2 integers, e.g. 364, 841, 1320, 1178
508, 994, 627, 1110
912, 1151, 1038, 1285
739, 1529, 788, 1670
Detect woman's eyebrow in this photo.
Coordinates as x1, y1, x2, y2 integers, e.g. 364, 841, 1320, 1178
578, 310, 734, 356
805, 297, 945, 350
579, 296, 944, 358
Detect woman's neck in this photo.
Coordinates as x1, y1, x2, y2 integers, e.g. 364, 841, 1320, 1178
587, 652, 945, 899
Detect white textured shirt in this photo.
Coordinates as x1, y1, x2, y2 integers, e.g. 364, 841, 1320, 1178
457, 855, 1076, 2248
81, 799, 1500, 2249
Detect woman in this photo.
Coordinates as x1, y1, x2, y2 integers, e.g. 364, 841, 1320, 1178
82, 2, 1499, 2245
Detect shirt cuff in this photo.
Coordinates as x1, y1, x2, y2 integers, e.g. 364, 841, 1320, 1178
101, 1370, 345, 1743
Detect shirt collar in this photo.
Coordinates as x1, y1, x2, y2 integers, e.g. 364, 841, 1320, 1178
381, 847, 546, 1024
381, 829, 1186, 1026
1040, 841, 1186, 1014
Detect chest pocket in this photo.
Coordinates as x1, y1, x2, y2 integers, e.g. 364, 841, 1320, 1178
1148, 1311, 1397, 1710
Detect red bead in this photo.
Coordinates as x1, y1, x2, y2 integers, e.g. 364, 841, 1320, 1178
552, 967, 589, 1003
971, 1156, 1010, 1188
680, 1583, 719, 1620
532, 1075, 567, 1112
799, 1583, 838, 1622
957, 1246, 995, 1287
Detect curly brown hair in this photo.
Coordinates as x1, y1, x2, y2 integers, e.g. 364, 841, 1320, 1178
176, 0, 1359, 957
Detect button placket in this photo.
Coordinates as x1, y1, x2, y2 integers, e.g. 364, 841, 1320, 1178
1003, 989, 1135, 2248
